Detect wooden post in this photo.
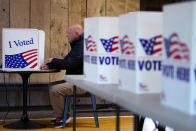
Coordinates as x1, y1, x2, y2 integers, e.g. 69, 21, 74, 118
50, 0, 68, 82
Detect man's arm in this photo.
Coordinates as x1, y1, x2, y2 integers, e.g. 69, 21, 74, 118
46, 43, 83, 70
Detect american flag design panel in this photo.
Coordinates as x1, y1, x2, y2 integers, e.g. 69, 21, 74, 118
164, 33, 189, 62
5, 49, 38, 68
85, 35, 97, 52
120, 35, 135, 55
139, 35, 162, 56
100, 36, 119, 53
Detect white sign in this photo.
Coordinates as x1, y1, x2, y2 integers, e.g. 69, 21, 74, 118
84, 17, 119, 84
119, 11, 163, 93
161, 1, 196, 115
2, 28, 45, 71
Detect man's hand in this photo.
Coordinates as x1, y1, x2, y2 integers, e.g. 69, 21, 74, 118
40, 58, 54, 70
40, 64, 49, 70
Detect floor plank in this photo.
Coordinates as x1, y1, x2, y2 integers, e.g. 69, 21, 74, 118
0, 116, 133, 131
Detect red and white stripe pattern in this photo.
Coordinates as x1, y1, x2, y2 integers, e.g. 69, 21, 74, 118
86, 35, 97, 52
168, 33, 189, 61
122, 35, 135, 55
22, 49, 38, 68
153, 35, 162, 56
111, 36, 119, 53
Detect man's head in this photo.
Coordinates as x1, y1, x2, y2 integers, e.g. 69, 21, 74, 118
66, 24, 83, 43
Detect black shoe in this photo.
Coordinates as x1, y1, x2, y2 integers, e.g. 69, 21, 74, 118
53, 116, 71, 128
51, 117, 62, 125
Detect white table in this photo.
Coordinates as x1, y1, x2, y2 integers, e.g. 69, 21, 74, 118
65, 75, 196, 131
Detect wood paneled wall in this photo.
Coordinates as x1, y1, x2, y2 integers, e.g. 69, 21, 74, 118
0, 0, 140, 106
0, 0, 140, 84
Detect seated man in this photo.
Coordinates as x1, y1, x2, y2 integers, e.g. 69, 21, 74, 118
41, 24, 86, 128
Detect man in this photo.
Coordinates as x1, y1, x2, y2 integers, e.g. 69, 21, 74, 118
41, 24, 86, 128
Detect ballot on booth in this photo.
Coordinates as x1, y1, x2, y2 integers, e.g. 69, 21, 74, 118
84, 17, 119, 84
2, 28, 45, 71
161, 1, 196, 115
118, 12, 163, 93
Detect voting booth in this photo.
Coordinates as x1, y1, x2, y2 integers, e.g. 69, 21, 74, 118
161, 1, 196, 115
84, 17, 119, 84
118, 12, 163, 93
2, 28, 45, 71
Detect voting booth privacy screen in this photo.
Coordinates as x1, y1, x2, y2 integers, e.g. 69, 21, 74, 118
84, 17, 119, 84
118, 12, 163, 94
2, 28, 45, 71
161, 1, 196, 115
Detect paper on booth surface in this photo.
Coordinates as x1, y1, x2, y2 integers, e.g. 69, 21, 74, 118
118, 11, 163, 93
2, 28, 45, 71
161, 1, 196, 115
84, 17, 119, 84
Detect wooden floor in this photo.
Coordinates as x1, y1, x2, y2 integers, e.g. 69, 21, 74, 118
0, 116, 133, 131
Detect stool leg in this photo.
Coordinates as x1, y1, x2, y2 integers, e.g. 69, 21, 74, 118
157, 123, 166, 131
134, 114, 140, 131
116, 105, 120, 131
62, 96, 71, 128
139, 116, 145, 131
91, 95, 99, 128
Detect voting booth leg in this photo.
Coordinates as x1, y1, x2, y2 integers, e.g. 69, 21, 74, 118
116, 105, 120, 131
73, 85, 77, 131
3, 73, 46, 129
139, 116, 145, 131
134, 114, 140, 131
